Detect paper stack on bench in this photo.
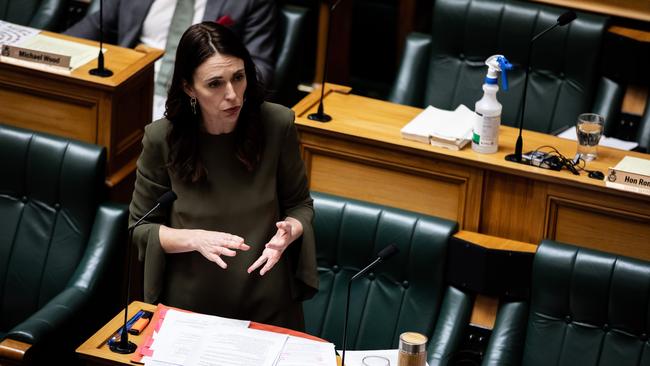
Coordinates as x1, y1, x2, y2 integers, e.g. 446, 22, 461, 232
139, 306, 336, 366
401, 104, 478, 151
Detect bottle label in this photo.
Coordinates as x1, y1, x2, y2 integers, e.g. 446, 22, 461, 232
472, 113, 500, 146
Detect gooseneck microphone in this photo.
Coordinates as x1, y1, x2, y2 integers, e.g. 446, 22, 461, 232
505, 10, 577, 163
89, 0, 113, 77
308, 0, 346, 123
110, 190, 177, 354
341, 244, 399, 366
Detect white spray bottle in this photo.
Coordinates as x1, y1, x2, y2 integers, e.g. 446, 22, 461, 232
472, 55, 513, 154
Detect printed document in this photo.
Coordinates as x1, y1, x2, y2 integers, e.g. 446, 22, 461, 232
276, 336, 337, 366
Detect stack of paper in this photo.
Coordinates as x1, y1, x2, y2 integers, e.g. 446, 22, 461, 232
557, 127, 639, 151
141, 308, 337, 366
401, 104, 478, 151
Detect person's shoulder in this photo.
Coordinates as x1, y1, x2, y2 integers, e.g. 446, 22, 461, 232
260, 102, 294, 129
143, 118, 172, 145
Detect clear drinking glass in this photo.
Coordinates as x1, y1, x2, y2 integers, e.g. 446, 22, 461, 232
576, 113, 604, 161
362, 355, 391, 366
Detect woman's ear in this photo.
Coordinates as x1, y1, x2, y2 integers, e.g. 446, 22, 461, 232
182, 80, 195, 99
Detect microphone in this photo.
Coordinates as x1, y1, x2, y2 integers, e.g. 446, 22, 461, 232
505, 10, 576, 163
308, 0, 346, 123
89, 0, 113, 77
110, 190, 177, 354
341, 244, 399, 366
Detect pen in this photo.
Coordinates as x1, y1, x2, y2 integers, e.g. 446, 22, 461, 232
107, 310, 145, 345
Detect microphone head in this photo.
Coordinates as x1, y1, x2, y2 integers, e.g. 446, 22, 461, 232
156, 191, 178, 208
557, 11, 577, 26
377, 244, 399, 260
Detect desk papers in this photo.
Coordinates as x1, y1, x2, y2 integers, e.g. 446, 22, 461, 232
401, 105, 477, 150
143, 309, 336, 366
0, 21, 39, 46
606, 156, 650, 196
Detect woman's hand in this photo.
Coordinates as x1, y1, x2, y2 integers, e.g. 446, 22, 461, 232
247, 218, 303, 276
159, 226, 250, 269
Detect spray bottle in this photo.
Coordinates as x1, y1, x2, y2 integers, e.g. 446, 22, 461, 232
472, 55, 513, 154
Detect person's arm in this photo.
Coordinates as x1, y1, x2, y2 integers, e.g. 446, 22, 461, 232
243, 0, 278, 85
64, 0, 121, 42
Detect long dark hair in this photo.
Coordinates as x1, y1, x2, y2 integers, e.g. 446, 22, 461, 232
165, 22, 264, 183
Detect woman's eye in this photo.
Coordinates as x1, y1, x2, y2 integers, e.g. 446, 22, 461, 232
208, 80, 223, 88
234, 73, 245, 82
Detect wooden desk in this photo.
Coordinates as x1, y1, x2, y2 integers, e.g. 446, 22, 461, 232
0, 32, 163, 202
293, 85, 650, 261
77, 301, 155, 366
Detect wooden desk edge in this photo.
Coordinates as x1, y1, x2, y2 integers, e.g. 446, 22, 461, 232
76, 301, 155, 365
454, 230, 538, 253
0, 338, 30, 363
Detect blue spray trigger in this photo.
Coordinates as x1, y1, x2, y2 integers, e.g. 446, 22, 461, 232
497, 56, 513, 91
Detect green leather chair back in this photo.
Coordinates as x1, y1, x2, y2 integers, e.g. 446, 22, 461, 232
391, 0, 610, 134
636, 97, 650, 152
0, 124, 126, 362
304, 192, 461, 351
0, 0, 67, 31
270, 4, 309, 106
484, 240, 650, 365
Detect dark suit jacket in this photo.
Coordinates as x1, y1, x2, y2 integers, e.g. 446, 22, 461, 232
64, 0, 276, 84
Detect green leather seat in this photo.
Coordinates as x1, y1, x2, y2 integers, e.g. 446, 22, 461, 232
0, 0, 67, 31
304, 192, 473, 365
482, 240, 650, 365
634, 96, 650, 152
389, 0, 623, 134
269, 4, 309, 106
0, 124, 127, 364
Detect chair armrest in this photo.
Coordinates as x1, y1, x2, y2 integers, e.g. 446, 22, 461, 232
481, 301, 528, 366
427, 286, 473, 366
592, 77, 624, 136
0, 338, 31, 364
4, 203, 128, 344
388, 32, 432, 107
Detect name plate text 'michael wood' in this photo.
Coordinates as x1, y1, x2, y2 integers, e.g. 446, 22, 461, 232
1, 44, 70, 69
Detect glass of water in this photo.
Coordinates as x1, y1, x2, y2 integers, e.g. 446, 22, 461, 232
576, 113, 604, 161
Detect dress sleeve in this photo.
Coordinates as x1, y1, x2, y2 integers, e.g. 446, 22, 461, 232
277, 110, 318, 300
128, 122, 171, 302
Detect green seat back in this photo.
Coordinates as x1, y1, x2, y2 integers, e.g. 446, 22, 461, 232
304, 192, 458, 350
0, 0, 67, 31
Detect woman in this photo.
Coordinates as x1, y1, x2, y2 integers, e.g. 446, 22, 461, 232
129, 22, 317, 330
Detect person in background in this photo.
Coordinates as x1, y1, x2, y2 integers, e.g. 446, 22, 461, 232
128, 21, 317, 330
65, 0, 276, 120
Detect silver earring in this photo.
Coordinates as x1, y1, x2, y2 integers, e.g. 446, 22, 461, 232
190, 97, 197, 115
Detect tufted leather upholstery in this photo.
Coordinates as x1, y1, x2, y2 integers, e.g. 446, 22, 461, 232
0, 0, 68, 31
0, 124, 127, 363
482, 240, 650, 365
304, 192, 472, 365
389, 0, 623, 134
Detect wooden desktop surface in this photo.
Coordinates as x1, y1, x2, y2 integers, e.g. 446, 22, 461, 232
0, 32, 163, 201
293, 85, 650, 260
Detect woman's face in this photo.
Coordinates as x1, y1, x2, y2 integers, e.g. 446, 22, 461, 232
185, 52, 247, 127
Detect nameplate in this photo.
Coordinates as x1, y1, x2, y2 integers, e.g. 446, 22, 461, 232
1, 44, 70, 69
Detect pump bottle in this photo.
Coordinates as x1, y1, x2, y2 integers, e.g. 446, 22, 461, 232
472, 55, 512, 154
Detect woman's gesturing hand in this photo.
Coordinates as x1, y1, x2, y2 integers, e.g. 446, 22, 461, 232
247, 218, 303, 276
159, 226, 250, 269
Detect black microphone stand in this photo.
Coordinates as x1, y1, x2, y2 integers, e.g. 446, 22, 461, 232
308, 0, 344, 122
505, 11, 576, 164
89, 0, 113, 77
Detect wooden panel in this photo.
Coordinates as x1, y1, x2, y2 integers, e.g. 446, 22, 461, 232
454, 230, 537, 253
480, 171, 547, 244
0, 85, 97, 142
548, 198, 650, 261
530, 0, 650, 22
0, 339, 30, 365
470, 295, 499, 329
308, 152, 465, 222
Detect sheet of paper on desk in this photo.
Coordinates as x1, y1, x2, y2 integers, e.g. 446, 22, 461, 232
400, 104, 475, 144
557, 127, 639, 151
15, 34, 104, 70
0, 20, 39, 46
338, 349, 430, 366
276, 336, 337, 366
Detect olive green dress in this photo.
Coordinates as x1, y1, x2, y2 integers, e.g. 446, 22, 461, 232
128, 102, 318, 330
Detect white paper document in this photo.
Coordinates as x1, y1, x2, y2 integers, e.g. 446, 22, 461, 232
276, 336, 337, 366
0, 20, 39, 46
15, 34, 102, 70
557, 127, 639, 151
400, 104, 477, 148
339, 349, 430, 366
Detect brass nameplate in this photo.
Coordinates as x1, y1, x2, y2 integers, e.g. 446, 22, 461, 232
1, 44, 71, 69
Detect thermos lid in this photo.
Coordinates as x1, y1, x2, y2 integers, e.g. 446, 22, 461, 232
399, 332, 427, 353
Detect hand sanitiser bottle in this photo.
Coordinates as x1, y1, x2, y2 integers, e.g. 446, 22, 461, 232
472, 55, 513, 154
